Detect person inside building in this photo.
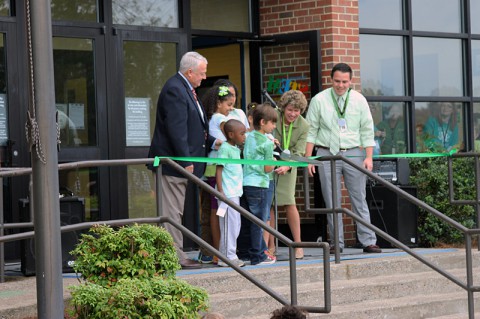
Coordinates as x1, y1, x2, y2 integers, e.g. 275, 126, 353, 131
148, 51, 220, 269
423, 102, 459, 152
304, 62, 381, 254
415, 123, 429, 153
368, 102, 383, 156
267, 89, 309, 260
474, 114, 480, 152
376, 103, 406, 154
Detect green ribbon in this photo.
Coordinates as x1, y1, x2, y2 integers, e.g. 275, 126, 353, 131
371, 149, 457, 159
153, 156, 308, 168
153, 149, 458, 168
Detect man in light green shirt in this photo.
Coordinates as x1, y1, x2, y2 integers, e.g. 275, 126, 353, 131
305, 63, 381, 254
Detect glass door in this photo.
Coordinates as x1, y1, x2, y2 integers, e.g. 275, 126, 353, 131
108, 29, 187, 219
52, 26, 108, 222
0, 20, 26, 261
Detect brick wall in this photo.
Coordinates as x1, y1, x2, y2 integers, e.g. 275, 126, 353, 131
260, 0, 361, 245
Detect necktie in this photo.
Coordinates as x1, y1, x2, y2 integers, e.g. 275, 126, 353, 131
192, 89, 205, 122
329, 96, 343, 155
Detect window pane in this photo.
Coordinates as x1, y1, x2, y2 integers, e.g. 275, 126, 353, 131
0, 1, 9, 16
415, 102, 463, 152
53, 37, 96, 147
474, 103, 480, 151
51, 0, 97, 22
472, 0, 480, 34
123, 41, 177, 146
473, 40, 480, 97
360, 35, 405, 96
59, 168, 100, 222
413, 38, 463, 96
127, 165, 155, 218
113, 0, 178, 28
412, 0, 461, 32
191, 0, 250, 32
359, 0, 402, 30
369, 102, 407, 155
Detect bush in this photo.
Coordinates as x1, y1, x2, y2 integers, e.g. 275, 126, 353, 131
69, 278, 209, 319
409, 157, 476, 246
68, 224, 209, 318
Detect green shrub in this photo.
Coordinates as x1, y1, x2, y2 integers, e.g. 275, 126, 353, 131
409, 157, 476, 246
69, 277, 209, 319
70, 224, 180, 286
68, 224, 209, 318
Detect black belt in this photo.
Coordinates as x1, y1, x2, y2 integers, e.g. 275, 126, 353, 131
316, 145, 359, 152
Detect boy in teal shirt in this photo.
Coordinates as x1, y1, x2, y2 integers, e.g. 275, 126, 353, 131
216, 119, 247, 267
238, 104, 277, 265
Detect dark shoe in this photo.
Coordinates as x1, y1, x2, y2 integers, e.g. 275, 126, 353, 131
180, 259, 202, 269
329, 246, 343, 254
197, 252, 213, 264
363, 245, 382, 253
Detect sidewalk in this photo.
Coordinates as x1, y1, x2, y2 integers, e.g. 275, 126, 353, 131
0, 247, 458, 318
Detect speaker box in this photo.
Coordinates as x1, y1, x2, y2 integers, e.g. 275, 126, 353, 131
19, 197, 85, 276
366, 186, 418, 248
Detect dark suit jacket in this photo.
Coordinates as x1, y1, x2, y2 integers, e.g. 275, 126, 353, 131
148, 73, 215, 178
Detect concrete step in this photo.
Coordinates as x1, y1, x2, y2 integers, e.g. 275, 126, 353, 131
182, 249, 478, 295
203, 266, 477, 317
180, 249, 480, 318
241, 292, 480, 319
428, 312, 480, 319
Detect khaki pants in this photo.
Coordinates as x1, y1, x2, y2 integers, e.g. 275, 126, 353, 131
161, 174, 189, 261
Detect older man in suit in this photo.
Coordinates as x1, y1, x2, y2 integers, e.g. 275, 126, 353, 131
149, 51, 217, 269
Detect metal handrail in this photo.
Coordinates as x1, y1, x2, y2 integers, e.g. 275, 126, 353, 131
0, 157, 332, 314
303, 152, 480, 319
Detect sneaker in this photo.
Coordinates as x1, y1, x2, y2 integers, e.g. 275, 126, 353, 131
233, 258, 246, 267
239, 257, 251, 265
256, 254, 276, 265
213, 256, 219, 265
363, 245, 382, 253
218, 258, 245, 267
197, 252, 213, 264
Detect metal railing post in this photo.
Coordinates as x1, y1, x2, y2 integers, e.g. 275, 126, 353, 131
330, 158, 340, 263
476, 155, 480, 252
288, 245, 298, 305
465, 233, 475, 319
155, 165, 163, 223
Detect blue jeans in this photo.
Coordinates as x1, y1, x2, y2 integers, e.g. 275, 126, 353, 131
237, 186, 269, 264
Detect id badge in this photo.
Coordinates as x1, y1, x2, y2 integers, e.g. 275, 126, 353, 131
338, 118, 347, 132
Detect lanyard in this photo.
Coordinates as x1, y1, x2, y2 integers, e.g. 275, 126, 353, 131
282, 114, 294, 150
331, 88, 351, 118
